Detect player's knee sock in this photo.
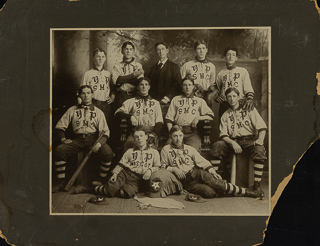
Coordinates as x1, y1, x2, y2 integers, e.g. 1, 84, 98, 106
210, 160, 220, 171
253, 161, 264, 182
94, 185, 108, 196
99, 161, 111, 178
224, 182, 245, 195
55, 161, 66, 181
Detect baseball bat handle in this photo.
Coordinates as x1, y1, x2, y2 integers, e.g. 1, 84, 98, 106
64, 130, 106, 191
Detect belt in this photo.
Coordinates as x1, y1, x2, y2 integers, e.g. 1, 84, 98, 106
92, 98, 107, 105
76, 133, 98, 138
233, 135, 256, 141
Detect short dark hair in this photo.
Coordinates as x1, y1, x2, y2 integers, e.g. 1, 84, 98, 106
92, 48, 106, 57
225, 87, 240, 97
78, 85, 93, 95
169, 125, 183, 135
224, 47, 238, 56
137, 77, 151, 86
121, 41, 135, 51
194, 40, 207, 50
181, 75, 195, 85
133, 125, 148, 135
155, 42, 168, 49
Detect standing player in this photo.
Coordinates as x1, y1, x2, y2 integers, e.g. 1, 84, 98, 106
210, 87, 267, 196
180, 40, 216, 104
115, 77, 163, 151
112, 41, 144, 110
161, 125, 264, 199
80, 48, 115, 126
214, 47, 255, 118
53, 85, 114, 192
165, 76, 214, 153
78, 127, 161, 198
148, 42, 182, 112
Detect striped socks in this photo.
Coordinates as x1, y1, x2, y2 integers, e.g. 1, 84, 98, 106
210, 160, 220, 171
253, 161, 264, 182
55, 161, 66, 180
99, 161, 111, 178
224, 182, 245, 195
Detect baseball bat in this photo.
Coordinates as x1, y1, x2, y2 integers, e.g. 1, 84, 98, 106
230, 154, 236, 184
64, 130, 106, 191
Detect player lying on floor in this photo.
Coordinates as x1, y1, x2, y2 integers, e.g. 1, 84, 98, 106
165, 75, 214, 153
114, 77, 163, 151
53, 85, 114, 192
160, 125, 264, 199
76, 127, 161, 198
210, 87, 267, 197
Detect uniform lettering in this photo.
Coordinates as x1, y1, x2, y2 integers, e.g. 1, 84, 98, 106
178, 99, 184, 107
83, 120, 89, 127
89, 112, 96, 120
240, 110, 247, 120
237, 122, 242, 128
100, 84, 105, 90
200, 73, 204, 79
144, 153, 152, 162
228, 115, 235, 122
233, 73, 240, 81
93, 76, 99, 83
105, 76, 109, 82
143, 108, 148, 115
93, 85, 97, 91
234, 82, 238, 88
178, 108, 183, 114
205, 65, 210, 73
132, 152, 138, 161
227, 81, 233, 88
192, 65, 198, 73
191, 109, 196, 115
184, 108, 190, 114
245, 120, 250, 126
76, 110, 82, 119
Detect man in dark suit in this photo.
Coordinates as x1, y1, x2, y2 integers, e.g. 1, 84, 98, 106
148, 42, 182, 114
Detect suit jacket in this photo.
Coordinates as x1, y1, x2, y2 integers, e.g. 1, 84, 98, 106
148, 60, 182, 101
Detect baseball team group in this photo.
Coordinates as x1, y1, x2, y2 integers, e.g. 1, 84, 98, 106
52, 39, 268, 202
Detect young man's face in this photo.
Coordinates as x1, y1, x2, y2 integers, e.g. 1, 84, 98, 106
182, 80, 194, 96
171, 130, 184, 147
93, 51, 106, 67
225, 50, 238, 66
137, 80, 150, 96
156, 44, 169, 61
226, 91, 240, 108
122, 44, 134, 60
133, 130, 148, 147
195, 44, 208, 60
79, 87, 93, 105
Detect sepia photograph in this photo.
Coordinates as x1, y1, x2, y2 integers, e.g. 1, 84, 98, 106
50, 27, 270, 215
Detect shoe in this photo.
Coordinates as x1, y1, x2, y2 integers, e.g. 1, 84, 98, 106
52, 180, 66, 193
252, 181, 265, 198
245, 188, 264, 199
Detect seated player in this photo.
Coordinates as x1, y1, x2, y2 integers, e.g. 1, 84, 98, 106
80, 48, 115, 127
80, 127, 161, 198
180, 40, 216, 105
165, 75, 214, 153
161, 125, 264, 198
210, 87, 267, 196
214, 47, 255, 118
115, 77, 163, 151
112, 41, 144, 110
53, 85, 114, 192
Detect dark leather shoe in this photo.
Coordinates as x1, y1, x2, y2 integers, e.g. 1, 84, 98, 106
245, 188, 264, 198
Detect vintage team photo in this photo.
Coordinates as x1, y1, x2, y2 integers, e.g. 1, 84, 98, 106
50, 28, 270, 215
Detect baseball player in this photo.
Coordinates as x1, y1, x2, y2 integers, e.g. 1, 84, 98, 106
80, 48, 115, 127
148, 42, 182, 111
115, 77, 163, 151
210, 87, 267, 197
180, 40, 216, 105
161, 125, 264, 199
165, 75, 214, 153
214, 47, 255, 119
84, 127, 161, 198
53, 85, 114, 192
112, 41, 144, 110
